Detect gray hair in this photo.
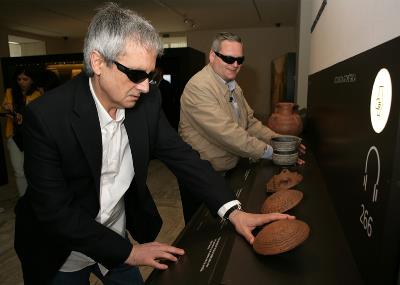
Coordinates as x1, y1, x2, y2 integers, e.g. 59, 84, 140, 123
83, 2, 163, 76
211, 32, 242, 52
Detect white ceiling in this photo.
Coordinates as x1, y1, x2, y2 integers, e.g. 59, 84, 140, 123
0, 0, 299, 39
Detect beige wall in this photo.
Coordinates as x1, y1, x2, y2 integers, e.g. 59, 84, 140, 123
187, 27, 297, 118
309, 0, 400, 74
45, 37, 83, 55
19, 41, 46, 56
2, 28, 84, 56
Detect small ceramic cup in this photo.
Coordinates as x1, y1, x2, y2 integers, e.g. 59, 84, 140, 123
272, 149, 298, 166
271, 135, 302, 152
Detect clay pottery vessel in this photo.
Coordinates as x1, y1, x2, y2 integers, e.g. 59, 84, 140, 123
272, 150, 298, 166
261, 189, 303, 214
270, 135, 302, 152
253, 219, 310, 255
266, 169, 303, 193
267, 102, 303, 136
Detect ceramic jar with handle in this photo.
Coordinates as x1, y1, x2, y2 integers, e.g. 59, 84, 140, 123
267, 102, 303, 136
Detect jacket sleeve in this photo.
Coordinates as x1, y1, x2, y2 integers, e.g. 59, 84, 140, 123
242, 97, 279, 143
181, 82, 267, 159
148, 88, 235, 215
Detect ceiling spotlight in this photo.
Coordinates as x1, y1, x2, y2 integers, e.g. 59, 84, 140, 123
183, 15, 196, 28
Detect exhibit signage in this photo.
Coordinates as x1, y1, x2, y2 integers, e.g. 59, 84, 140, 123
307, 36, 400, 285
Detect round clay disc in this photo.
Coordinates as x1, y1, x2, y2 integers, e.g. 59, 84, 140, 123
261, 189, 303, 214
253, 219, 310, 255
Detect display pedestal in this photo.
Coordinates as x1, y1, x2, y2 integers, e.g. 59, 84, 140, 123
146, 151, 363, 285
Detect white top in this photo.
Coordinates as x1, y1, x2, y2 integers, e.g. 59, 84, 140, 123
60, 78, 134, 274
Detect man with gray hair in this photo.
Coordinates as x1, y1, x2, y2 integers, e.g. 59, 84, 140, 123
14, 5, 294, 285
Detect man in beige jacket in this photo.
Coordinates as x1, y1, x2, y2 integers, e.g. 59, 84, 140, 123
178, 32, 280, 222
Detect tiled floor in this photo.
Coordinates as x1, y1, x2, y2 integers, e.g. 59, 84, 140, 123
0, 156, 184, 284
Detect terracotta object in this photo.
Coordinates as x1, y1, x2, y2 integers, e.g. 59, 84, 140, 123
253, 219, 310, 255
266, 169, 303, 192
261, 189, 303, 214
267, 102, 303, 136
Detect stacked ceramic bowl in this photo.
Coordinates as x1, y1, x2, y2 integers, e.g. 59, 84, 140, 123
270, 135, 301, 166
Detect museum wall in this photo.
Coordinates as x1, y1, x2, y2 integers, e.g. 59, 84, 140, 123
309, 0, 400, 74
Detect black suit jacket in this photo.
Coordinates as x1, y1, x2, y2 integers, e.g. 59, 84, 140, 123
14, 74, 234, 284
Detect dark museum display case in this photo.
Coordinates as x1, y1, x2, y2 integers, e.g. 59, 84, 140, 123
1, 53, 84, 92
307, 36, 400, 284
146, 154, 363, 285
156, 47, 205, 129
270, 52, 296, 108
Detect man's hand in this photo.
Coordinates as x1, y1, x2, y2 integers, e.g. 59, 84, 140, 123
15, 112, 23, 125
125, 242, 185, 270
228, 210, 295, 244
1, 103, 15, 119
2, 102, 13, 112
297, 143, 306, 165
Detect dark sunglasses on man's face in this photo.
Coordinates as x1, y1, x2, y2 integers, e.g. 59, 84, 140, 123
214, 51, 245, 65
113, 61, 157, 84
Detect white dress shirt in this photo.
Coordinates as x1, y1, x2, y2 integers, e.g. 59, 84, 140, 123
226, 80, 241, 120
60, 78, 134, 274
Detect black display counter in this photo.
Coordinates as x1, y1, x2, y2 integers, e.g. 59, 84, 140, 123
146, 151, 364, 285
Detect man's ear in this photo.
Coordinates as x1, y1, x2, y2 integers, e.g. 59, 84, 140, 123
90, 51, 104, 75
209, 49, 215, 63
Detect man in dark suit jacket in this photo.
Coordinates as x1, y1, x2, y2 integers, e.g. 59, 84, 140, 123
14, 3, 293, 285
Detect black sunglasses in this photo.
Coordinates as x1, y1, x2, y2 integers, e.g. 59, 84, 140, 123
214, 51, 245, 65
113, 61, 157, 84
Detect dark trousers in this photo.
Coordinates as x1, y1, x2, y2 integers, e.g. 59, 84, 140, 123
50, 263, 144, 285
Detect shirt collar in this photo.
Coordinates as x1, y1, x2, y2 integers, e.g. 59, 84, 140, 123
226, 80, 236, 92
89, 78, 125, 129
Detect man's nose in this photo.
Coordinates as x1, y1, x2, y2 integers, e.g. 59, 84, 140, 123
136, 79, 150, 93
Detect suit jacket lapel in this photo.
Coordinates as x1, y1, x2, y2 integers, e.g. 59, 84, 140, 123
124, 103, 149, 187
70, 76, 102, 193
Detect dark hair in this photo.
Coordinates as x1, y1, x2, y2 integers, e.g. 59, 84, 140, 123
11, 67, 39, 111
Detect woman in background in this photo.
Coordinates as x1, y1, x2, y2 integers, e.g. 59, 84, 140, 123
1, 68, 42, 196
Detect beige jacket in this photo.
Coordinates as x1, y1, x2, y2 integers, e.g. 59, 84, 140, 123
179, 64, 278, 171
